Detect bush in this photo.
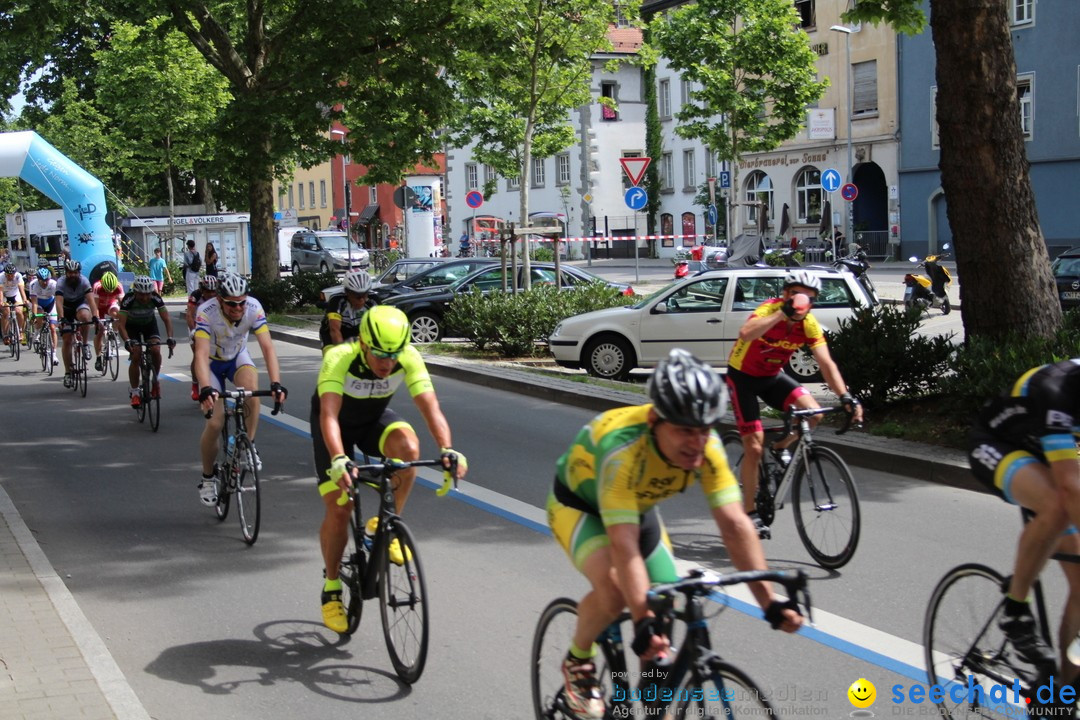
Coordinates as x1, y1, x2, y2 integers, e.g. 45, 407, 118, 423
124, 259, 184, 296
250, 271, 337, 313
825, 304, 957, 409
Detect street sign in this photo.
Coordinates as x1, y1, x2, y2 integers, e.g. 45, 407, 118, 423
620, 157, 651, 186
392, 185, 417, 209
624, 186, 648, 211
821, 168, 842, 193
841, 183, 859, 202
465, 190, 484, 209
719, 171, 731, 189
707, 204, 718, 226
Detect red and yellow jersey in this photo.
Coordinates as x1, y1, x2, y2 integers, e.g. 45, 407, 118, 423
728, 298, 826, 377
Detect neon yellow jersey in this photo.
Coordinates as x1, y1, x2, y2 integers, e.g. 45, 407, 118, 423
554, 404, 741, 527
316, 340, 433, 422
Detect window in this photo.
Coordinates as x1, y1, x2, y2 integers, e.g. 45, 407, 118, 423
278, 187, 286, 209
309, 182, 316, 208
621, 151, 643, 190
507, 174, 520, 190
680, 78, 692, 108
601, 81, 618, 121
466, 163, 478, 190
744, 171, 774, 226
682, 149, 696, 191
795, 168, 823, 224
287, 185, 294, 208
1018, 74, 1033, 139
319, 180, 327, 207
663, 277, 729, 314
660, 152, 674, 191
370, 186, 377, 204
532, 158, 546, 187
930, 86, 939, 149
705, 148, 717, 180
794, 0, 815, 29
659, 79, 671, 119
1012, 0, 1033, 25
852, 60, 878, 117
557, 154, 571, 186
298, 182, 305, 209
483, 165, 496, 187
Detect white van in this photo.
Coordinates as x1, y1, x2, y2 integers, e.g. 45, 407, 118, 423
276, 226, 306, 272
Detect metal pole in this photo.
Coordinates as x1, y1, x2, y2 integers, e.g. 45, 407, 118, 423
343, 149, 352, 267
844, 31, 853, 250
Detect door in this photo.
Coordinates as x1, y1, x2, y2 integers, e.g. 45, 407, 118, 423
636, 277, 730, 366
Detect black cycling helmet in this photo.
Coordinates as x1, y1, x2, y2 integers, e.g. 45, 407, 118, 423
648, 349, 727, 427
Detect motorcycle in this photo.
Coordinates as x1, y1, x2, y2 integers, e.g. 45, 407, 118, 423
832, 245, 879, 304
904, 244, 953, 315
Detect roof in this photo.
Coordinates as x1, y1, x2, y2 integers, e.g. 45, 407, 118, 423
607, 26, 642, 52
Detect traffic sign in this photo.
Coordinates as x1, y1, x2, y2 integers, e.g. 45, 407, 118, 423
625, 186, 648, 211
392, 185, 417, 209
841, 183, 859, 202
465, 190, 484, 209
620, 157, 651, 186
707, 204, 718, 226
719, 171, 731, 189
821, 168, 842, 193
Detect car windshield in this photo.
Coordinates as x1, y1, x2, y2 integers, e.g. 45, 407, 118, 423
317, 233, 351, 251
629, 279, 684, 308
1052, 257, 1080, 276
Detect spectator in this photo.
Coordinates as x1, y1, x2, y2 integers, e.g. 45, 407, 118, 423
182, 239, 201, 294
204, 242, 219, 278
148, 247, 172, 294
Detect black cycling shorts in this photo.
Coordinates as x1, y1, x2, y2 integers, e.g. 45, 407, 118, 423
725, 367, 810, 435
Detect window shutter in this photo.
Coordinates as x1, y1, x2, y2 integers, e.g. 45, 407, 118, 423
853, 61, 877, 115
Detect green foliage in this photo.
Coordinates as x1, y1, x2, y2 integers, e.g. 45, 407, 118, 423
250, 271, 338, 314
124, 258, 184, 296
446, 282, 635, 357
762, 249, 802, 267
530, 247, 555, 262
825, 304, 956, 409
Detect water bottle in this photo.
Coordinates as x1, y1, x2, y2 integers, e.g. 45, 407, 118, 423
226, 434, 235, 457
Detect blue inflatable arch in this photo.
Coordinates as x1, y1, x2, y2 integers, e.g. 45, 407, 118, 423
0, 130, 118, 279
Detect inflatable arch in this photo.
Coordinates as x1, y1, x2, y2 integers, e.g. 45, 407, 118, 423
0, 130, 118, 280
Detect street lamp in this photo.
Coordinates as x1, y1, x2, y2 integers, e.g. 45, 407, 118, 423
830, 24, 853, 257
330, 128, 353, 267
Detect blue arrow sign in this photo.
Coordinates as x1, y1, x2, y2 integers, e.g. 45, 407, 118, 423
707, 204, 718, 226
821, 168, 842, 193
625, 186, 648, 211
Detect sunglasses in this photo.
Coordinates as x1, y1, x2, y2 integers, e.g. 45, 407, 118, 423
221, 298, 247, 308
369, 347, 401, 360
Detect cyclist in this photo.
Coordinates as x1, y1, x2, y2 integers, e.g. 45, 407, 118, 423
318, 270, 371, 352
1, 263, 29, 346
27, 266, 59, 366
313, 304, 467, 633
968, 358, 1080, 686
194, 272, 287, 506
117, 276, 176, 408
725, 270, 862, 538
186, 276, 219, 401
54, 259, 101, 389
91, 271, 124, 371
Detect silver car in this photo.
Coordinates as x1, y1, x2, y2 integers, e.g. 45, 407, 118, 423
548, 267, 876, 381
290, 229, 369, 274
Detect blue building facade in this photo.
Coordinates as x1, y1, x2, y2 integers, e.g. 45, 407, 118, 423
898, 1, 1080, 258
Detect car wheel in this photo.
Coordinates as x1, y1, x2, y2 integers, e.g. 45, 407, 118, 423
291, 262, 301, 275
784, 348, 823, 383
320, 262, 331, 274
409, 312, 442, 344
584, 336, 635, 381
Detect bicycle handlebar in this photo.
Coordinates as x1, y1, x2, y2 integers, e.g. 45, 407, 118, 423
648, 568, 812, 624
129, 339, 174, 359
782, 404, 856, 436
344, 454, 459, 493
202, 388, 282, 419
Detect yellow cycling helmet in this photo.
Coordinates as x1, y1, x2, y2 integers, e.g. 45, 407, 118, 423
359, 305, 410, 356
100, 272, 119, 292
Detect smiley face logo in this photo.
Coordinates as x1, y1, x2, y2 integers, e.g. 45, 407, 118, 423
847, 678, 876, 709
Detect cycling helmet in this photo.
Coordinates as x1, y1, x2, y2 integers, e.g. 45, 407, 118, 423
782, 270, 821, 293
131, 276, 155, 294
64, 258, 81, 273
218, 272, 248, 298
343, 270, 372, 295
3, 263, 15, 274
199, 275, 219, 292
360, 305, 410, 355
36, 267, 51, 281
37, 257, 50, 268
648, 349, 727, 428
100, 272, 118, 292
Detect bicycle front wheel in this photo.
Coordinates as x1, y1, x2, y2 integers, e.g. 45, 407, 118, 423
235, 436, 260, 545
12, 326, 20, 361
924, 564, 1025, 719
106, 333, 120, 380
791, 445, 860, 569
668, 659, 775, 718
379, 520, 428, 684
337, 513, 365, 637
76, 352, 88, 397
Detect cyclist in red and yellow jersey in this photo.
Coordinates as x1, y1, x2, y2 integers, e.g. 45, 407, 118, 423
726, 270, 862, 538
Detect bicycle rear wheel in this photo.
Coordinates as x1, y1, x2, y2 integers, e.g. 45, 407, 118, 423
76, 350, 88, 397
106, 333, 120, 380
668, 658, 775, 718
379, 519, 428, 684
791, 445, 860, 569
11, 325, 19, 361
235, 435, 260, 545
135, 383, 147, 423
721, 430, 773, 526
214, 462, 232, 520
43, 331, 54, 376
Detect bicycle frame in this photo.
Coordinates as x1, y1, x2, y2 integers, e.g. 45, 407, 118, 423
760, 405, 852, 512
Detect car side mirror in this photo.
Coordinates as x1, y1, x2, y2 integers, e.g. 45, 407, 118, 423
652, 302, 668, 315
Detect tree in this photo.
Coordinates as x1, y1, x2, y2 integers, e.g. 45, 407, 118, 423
451, 0, 639, 288
849, 0, 1061, 340
649, 0, 826, 246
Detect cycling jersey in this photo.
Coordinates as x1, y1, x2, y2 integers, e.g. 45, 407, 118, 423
2, 272, 24, 299
187, 289, 213, 309
314, 340, 434, 422
91, 281, 124, 312
193, 297, 268, 361
119, 292, 166, 326
55, 275, 92, 305
318, 295, 366, 347
728, 299, 826, 377
553, 404, 741, 528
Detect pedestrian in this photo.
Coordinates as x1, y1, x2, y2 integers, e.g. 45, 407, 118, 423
182, 239, 201, 295
204, 242, 219, 278
148, 247, 172, 294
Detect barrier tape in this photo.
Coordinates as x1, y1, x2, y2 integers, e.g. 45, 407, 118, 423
472, 234, 715, 244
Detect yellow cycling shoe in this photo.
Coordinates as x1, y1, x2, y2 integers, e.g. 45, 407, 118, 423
321, 590, 349, 634
388, 538, 413, 566
365, 516, 379, 536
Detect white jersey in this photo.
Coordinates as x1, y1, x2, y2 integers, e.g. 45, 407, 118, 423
2, 272, 24, 299
194, 297, 269, 361
28, 278, 57, 302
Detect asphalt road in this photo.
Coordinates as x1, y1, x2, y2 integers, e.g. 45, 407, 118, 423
0, 318, 1054, 720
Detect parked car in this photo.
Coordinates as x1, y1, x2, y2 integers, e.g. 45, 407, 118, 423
319, 257, 500, 307
290, 229, 369, 274
1051, 247, 1080, 309
548, 266, 876, 381
383, 263, 633, 344
276, 225, 307, 272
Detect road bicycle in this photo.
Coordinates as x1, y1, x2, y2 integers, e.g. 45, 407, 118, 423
207, 389, 281, 545
721, 404, 861, 569
531, 568, 811, 720
130, 339, 173, 432
29, 312, 55, 375
63, 319, 95, 397
97, 316, 120, 381
3, 302, 26, 360
923, 512, 1080, 718
330, 454, 458, 684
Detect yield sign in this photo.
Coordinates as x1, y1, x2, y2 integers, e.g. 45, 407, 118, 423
619, 157, 651, 186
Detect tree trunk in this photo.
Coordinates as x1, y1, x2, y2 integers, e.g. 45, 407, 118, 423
520, 122, 533, 290
931, 0, 1061, 340
248, 175, 276, 284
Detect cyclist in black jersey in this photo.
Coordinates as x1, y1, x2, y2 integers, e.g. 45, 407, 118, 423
319, 270, 371, 351
968, 358, 1080, 684
186, 276, 218, 401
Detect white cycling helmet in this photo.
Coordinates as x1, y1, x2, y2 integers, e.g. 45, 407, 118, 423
218, 272, 248, 298
343, 270, 372, 295
782, 270, 822, 293
131, 276, 155, 293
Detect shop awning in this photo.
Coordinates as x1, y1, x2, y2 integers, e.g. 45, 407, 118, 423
355, 203, 379, 227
